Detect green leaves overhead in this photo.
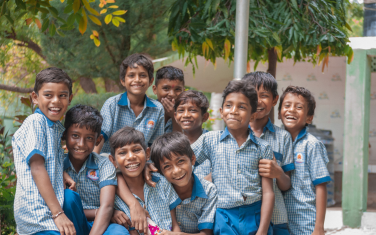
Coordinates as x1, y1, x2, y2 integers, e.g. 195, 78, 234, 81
168, 0, 352, 70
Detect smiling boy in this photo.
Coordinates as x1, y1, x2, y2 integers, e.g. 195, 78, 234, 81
152, 66, 185, 133
94, 53, 164, 154
191, 80, 274, 235
12, 67, 75, 235
62, 105, 128, 235
278, 86, 331, 235
242, 72, 294, 235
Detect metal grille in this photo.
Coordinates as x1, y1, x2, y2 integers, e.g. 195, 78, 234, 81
372, 57, 376, 72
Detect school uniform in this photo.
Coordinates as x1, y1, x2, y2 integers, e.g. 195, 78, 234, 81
191, 127, 273, 235
100, 92, 164, 153
165, 118, 173, 133
192, 129, 212, 178
175, 173, 217, 233
12, 108, 65, 235
63, 152, 128, 235
284, 127, 331, 235
260, 119, 295, 235
114, 173, 182, 234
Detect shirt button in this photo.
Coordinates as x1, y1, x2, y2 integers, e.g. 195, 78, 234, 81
238, 170, 241, 174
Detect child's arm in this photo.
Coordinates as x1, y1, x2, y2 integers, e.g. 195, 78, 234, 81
63, 171, 76, 191
312, 183, 327, 235
93, 139, 104, 154
258, 157, 291, 191
170, 208, 181, 232
94, 99, 114, 154
30, 154, 76, 235
144, 162, 159, 187
89, 185, 116, 235
116, 173, 149, 233
256, 176, 274, 235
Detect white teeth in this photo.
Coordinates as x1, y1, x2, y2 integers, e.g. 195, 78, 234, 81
174, 173, 186, 180
286, 116, 297, 120
50, 108, 61, 111
126, 163, 140, 169
75, 149, 85, 153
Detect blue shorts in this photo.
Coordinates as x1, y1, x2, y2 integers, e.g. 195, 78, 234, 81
214, 200, 273, 235
273, 223, 290, 235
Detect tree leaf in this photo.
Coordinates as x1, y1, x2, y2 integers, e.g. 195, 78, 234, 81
25, 18, 33, 26
100, 9, 107, 14
48, 6, 59, 18
104, 14, 112, 24
112, 17, 119, 27
112, 10, 127, 16
56, 29, 65, 37
42, 18, 49, 32
49, 22, 56, 36
316, 44, 322, 56
73, 0, 80, 13
206, 38, 214, 50
67, 13, 76, 25
345, 22, 353, 32
224, 38, 231, 61
82, 0, 99, 16
64, 4, 73, 14
274, 45, 282, 60
79, 11, 87, 34
88, 15, 101, 25
113, 16, 125, 23
61, 0, 65, 2
15, 11, 27, 21
93, 37, 100, 46
347, 47, 353, 64
92, 30, 99, 37
1, 1, 7, 16
108, 5, 118, 9
34, 18, 42, 29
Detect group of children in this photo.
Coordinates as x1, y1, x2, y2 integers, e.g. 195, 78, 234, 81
12, 53, 331, 235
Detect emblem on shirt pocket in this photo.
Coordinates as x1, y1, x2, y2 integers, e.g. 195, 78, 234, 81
87, 169, 99, 181
295, 153, 304, 164
145, 119, 156, 130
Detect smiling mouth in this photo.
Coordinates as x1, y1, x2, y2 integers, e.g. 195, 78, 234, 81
74, 149, 86, 153
125, 163, 140, 171
285, 116, 298, 120
256, 108, 265, 111
48, 107, 62, 114
181, 120, 193, 125
173, 173, 186, 181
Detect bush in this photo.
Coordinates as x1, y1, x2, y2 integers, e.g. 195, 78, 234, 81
69, 92, 119, 111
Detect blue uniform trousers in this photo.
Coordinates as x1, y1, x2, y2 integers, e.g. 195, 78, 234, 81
214, 200, 273, 235
273, 223, 290, 235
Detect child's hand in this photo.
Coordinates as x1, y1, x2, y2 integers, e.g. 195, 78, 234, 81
129, 203, 149, 233
161, 98, 175, 118
311, 227, 325, 235
258, 157, 283, 179
63, 172, 76, 191
129, 230, 139, 235
111, 210, 131, 229
54, 213, 76, 235
158, 229, 176, 235
144, 162, 158, 187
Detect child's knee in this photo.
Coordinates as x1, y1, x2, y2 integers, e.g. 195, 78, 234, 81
63, 189, 81, 210
103, 223, 130, 235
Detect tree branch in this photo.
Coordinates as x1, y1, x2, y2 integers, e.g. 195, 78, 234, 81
0, 84, 34, 93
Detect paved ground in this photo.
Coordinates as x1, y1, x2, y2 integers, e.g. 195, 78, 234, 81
324, 209, 376, 234
325, 227, 376, 234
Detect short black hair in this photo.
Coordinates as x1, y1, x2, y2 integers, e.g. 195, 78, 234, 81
278, 86, 316, 117
34, 67, 72, 95
242, 71, 278, 98
119, 53, 154, 82
150, 132, 194, 173
174, 90, 209, 114
109, 126, 147, 156
155, 66, 184, 86
64, 105, 103, 136
222, 80, 258, 114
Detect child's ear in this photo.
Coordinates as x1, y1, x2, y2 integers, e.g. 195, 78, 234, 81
272, 95, 279, 107
145, 147, 151, 161
95, 134, 104, 146
278, 111, 281, 120
191, 154, 196, 167
202, 112, 209, 123
61, 131, 66, 141
152, 84, 157, 95
219, 107, 223, 119
249, 112, 257, 122
306, 115, 314, 124
120, 78, 127, 87
109, 155, 117, 169
148, 77, 154, 88
69, 94, 73, 104
31, 91, 38, 105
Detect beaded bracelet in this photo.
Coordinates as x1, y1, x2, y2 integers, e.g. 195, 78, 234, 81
52, 211, 64, 219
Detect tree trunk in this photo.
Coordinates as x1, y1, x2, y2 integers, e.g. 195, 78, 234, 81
79, 77, 97, 94
104, 78, 126, 93
0, 84, 34, 93
267, 48, 277, 124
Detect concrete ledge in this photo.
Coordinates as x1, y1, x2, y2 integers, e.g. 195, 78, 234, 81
325, 209, 376, 230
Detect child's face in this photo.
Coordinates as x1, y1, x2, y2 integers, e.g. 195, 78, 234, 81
152, 79, 184, 102
174, 102, 209, 132
160, 153, 196, 188
254, 84, 279, 120
121, 65, 154, 97
31, 82, 73, 122
220, 92, 255, 131
278, 93, 313, 133
65, 124, 102, 161
110, 143, 149, 179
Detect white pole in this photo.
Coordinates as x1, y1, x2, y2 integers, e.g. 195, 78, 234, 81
233, 0, 250, 80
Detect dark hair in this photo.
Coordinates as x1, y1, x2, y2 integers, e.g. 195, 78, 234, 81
109, 127, 147, 156
119, 53, 154, 82
34, 67, 72, 95
278, 86, 316, 117
64, 105, 103, 136
155, 66, 184, 86
222, 80, 258, 114
242, 71, 278, 98
150, 132, 194, 173
174, 90, 209, 114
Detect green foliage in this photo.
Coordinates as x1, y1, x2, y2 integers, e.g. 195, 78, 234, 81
69, 92, 118, 111
347, 1, 363, 37
168, 0, 353, 71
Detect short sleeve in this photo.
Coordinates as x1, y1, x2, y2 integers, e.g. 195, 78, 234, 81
197, 182, 217, 231
100, 98, 114, 142
21, 118, 48, 165
191, 133, 211, 166
261, 144, 273, 160
308, 141, 331, 186
160, 177, 181, 210
193, 160, 212, 178
148, 108, 165, 146
281, 133, 295, 172
98, 156, 117, 189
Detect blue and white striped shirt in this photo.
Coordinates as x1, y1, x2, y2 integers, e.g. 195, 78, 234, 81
100, 92, 164, 153
165, 118, 172, 133
176, 173, 217, 232
63, 152, 117, 209
191, 127, 273, 209
284, 127, 331, 235
12, 108, 65, 234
